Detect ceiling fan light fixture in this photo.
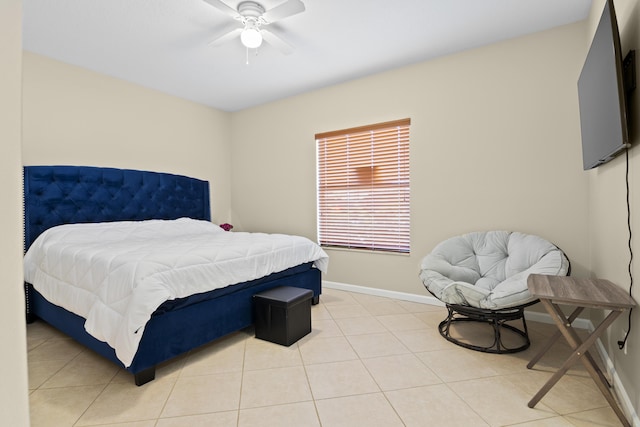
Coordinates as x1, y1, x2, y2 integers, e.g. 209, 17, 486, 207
241, 22, 262, 48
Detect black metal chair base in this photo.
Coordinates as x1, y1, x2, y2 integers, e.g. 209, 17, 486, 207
438, 302, 536, 354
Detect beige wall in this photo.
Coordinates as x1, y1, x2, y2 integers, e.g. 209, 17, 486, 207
587, 0, 640, 418
1, 0, 30, 425
22, 53, 233, 224
231, 22, 590, 296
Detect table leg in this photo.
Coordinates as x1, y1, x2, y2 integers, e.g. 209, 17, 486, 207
549, 304, 612, 391
528, 299, 629, 427
527, 306, 584, 369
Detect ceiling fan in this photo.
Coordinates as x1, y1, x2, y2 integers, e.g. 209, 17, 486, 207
203, 0, 305, 55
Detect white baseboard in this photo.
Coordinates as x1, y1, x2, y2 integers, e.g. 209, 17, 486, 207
590, 322, 640, 426
522, 310, 593, 330
322, 280, 638, 425
323, 280, 445, 307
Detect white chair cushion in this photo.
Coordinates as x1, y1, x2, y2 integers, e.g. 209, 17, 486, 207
420, 231, 569, 309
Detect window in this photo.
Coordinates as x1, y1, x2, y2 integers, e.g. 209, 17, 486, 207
316, 118, 411, 254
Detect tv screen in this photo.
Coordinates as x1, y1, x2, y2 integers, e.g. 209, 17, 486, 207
578, 0, 630, 170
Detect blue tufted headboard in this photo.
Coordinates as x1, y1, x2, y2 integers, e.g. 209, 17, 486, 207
23, 166, 211, 251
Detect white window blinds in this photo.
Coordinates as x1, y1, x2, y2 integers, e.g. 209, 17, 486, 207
316, 118, 411, 253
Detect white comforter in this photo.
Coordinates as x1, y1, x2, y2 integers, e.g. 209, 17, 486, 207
24, 218, 329, 367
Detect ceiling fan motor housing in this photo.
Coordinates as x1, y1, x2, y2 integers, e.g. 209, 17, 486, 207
238, 1, 266, 21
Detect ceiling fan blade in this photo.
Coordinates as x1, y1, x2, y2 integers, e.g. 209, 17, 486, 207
209, 27, 243, 46
262, 0, 305, 23
262, 29, 294, 55
202, 0, 240, 19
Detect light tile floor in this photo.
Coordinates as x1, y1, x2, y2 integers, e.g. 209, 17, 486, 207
27, 288, 626, 426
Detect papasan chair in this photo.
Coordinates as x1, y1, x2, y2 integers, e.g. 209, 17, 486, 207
420, 231, 570, 354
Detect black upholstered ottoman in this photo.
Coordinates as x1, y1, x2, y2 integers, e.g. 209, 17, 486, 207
253, 286, 313, 346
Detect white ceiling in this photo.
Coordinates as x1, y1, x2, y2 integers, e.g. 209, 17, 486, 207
22, 0, 592, 112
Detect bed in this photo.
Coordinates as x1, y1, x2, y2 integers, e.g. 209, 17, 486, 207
23, 165, 326, 385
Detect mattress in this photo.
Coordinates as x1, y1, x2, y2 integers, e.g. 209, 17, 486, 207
24, 218, 329, 366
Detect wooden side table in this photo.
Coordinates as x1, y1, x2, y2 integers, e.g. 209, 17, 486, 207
526, 274, 636, 427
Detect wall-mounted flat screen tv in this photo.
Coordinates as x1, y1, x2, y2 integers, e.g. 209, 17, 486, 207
578, 0, 631, 170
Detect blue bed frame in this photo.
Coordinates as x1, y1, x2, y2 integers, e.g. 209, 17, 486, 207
23, 165, 322, 385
